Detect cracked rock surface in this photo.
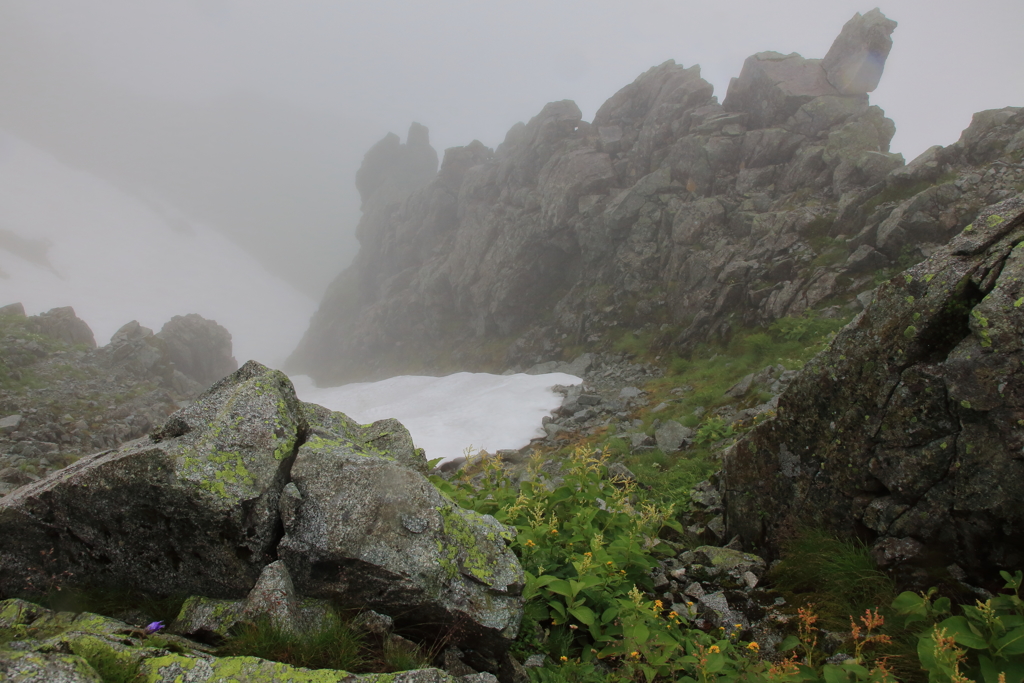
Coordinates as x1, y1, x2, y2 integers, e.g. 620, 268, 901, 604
0, 361, 524, 662
724, 194, 1024, 584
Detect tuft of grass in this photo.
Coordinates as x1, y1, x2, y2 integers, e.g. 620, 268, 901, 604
218, 612, 368, 672
770, 527, 896, 631
379, 635, 432, 672
76, 642, 142, 683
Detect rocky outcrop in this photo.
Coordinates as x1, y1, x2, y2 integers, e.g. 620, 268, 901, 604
156, 313, 238, 386
723, 195, 1024, 585
822, 9, 897, 95
355, 122, 439, 211
280, 404, 523, 658
0, 361, 523, 662
0, 308, 240, 493
0, 361, 305, 598
289, 10, 1024, 384
25, 306, 96, 348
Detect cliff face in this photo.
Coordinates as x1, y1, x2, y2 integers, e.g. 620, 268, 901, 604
724, 195, 1024, 584
289, 11, 1024, 384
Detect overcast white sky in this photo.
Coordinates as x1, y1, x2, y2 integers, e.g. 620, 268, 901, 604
1, 0, 1022, 295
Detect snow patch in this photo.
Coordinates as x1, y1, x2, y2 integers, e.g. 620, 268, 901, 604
291, 372, 582, 464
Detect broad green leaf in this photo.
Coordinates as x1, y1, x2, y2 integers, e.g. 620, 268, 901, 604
994, 625, 1024, 656
979, 654, 1002, 683
840, 661, 871, 678
941, 615, 989, 649
545, 579, 573, 597
527, 573, 560, 589
601, 607, 618, 624
822, 663, 851, 683
548, 600, 566, 618
623, 622, 650, 645
704, 652, 725, 673
892, 591, 927, 614
779, 634, 801, 652
569, 605, 596, 626
917, 634, 939, 671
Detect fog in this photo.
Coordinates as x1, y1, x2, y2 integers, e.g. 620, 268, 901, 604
0, 0, 1021, 364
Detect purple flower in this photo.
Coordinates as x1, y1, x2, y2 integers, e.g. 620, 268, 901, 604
145, 621, 165, 633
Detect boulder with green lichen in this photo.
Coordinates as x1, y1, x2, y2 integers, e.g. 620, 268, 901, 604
279, 408, 523, 664
724, 193, 1024, 585
0, 361, 307, 599
0, 597, 461, 683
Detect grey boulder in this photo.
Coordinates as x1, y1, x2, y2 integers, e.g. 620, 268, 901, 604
279, 405, 524, 655
822, 9, 898, 95
0, 360, 306, 598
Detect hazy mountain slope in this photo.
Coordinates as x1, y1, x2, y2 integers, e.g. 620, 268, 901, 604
289, 10, 1024, 384
0, 129, 316, 367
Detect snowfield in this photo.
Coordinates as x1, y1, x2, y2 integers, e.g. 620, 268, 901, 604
291, 371, 582, 464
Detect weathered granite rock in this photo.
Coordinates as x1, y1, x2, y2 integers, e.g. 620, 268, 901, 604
27, 306, 95, 348
156, 313, 238, 387
171, 561, 331, 639
723, 51, 839, 129
654, 420, 692, 452
822, 9, 897, 94
279, 404, 524, 658
723, 195, 1024, 583
0, 361, 306, 598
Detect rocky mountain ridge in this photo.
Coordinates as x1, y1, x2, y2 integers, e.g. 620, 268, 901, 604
288, 9, 1024, 384
0, 304, 237, 495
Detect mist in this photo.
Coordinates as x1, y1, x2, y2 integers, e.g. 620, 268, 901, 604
0, 0, 1021, 366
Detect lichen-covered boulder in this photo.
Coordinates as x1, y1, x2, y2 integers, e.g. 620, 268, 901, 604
724, 194, 1024, 584
279, 404, 524, 660
0, 361, 307, 598
0, 598, 459, 683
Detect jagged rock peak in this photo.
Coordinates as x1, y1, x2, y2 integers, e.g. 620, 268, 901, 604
354, 122, 439, 210
823, 8, 898, 94
723, 9, 896, 128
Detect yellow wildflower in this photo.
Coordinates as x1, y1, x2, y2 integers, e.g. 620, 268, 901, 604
708, 645, 721, 654
524, 539, 536, 547
550, 529, 558, 535
654, 600, 664, 609
747, 642, 760, 651
560, 656, 568, 662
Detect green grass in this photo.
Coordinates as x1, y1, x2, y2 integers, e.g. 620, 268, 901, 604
767, 527, 930, 682
75, 642, 142, 683
218, 611, 369, 672
770, 527, 896, 630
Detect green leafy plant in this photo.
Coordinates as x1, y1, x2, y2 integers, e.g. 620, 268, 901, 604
433, 447, 779, 682
894, 571, 1024, 683
693, 417, 736, 446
